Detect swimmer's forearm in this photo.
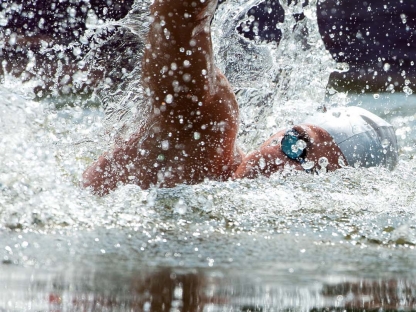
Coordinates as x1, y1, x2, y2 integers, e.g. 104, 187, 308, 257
143, 0, 218, 113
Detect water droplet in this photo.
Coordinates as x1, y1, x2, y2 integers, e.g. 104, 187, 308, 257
72, 46, 82, 56
161, 140, 169, 150
403, 86, 413, 95
383, 63, 391, 72
259, 157, 266, 170
373, 94, 380, 99
165, 94, 173, 104
174, 198, 188, 215
352, 125, 360, 134
193, 132, 201, 140
318, 157, 328, 168
275, 158, 283, 165
338, 156, 347, 168
335, 62, 350, 72
381, 139, 390, 148
332, 111, 341, 118
301, 160, 315, 170
296, 139, 307, 151
291, 139, 307, 154
182, 73, 191, 82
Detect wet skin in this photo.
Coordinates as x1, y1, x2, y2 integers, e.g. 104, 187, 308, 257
82, 0, 345, 195
234, 124, 345, 179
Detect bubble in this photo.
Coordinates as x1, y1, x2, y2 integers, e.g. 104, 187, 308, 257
373, 94, 380, 99
193, 132, 201, 140
383, 63, 391, 72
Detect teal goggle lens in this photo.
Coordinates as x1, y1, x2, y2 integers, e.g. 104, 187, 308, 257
281, 129, 306, 160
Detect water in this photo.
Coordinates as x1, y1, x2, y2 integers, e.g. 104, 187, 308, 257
1, 0, 416, 311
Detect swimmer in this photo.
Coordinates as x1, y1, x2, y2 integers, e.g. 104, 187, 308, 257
82, 0, 398, 195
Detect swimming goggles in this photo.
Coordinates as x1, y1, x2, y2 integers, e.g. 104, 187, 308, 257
281, 129, 307, 162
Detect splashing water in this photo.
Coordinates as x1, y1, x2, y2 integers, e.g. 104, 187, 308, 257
1, 0, 416, 311
213, 0, 343, 150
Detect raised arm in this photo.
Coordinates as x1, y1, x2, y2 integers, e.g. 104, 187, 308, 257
82, 0, 242, 195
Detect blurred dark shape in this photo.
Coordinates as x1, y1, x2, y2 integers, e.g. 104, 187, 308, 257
318, 0, 416, 93
236, 0, 284, 44
1, 0, 416, 98
1, 0, 132, 42
0, 0, 135, 101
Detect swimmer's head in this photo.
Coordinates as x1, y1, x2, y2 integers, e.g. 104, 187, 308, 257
234, 106, 398, 180
303, 106, 398, 170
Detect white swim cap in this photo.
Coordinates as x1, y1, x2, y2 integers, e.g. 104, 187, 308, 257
304, 106, 398, 170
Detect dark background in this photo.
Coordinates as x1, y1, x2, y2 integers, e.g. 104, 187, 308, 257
1, 0, 415, 98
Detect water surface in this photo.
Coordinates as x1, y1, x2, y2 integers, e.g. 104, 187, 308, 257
1, 0, 416, 311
